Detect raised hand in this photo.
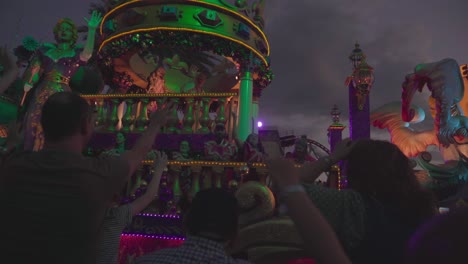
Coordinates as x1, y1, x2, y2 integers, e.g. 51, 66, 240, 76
330, 138, 356, 162
153, 151, 168, 172
84, 10, 103, 29
148, 100, 175, 127
265, 158, 299, 191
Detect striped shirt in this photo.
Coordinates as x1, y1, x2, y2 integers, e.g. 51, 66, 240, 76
97, 204, 133, 264
135, 236, 252, 264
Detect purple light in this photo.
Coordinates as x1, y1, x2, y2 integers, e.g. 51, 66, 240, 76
121, 233, 186, 240
257, 121, 263, 128
137, 213, 181, 219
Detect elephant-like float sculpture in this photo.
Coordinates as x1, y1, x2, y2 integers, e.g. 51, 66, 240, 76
371, 58, 468, 191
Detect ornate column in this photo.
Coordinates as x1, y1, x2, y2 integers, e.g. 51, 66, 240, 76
216, 98, 227, 127
328, 105, 346, 152
238, 61, 254, 141
135, 98, 149, 132
198, 98, 211, 134
347, 43, 374, 140
327, 105, 345, 189
183, 98, 195, 133
121, 99, 135, 132
107, 99, 120, 132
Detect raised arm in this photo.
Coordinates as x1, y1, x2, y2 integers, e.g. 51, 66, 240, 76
0, 47, 19, 94
299, 138, 354, 183
80, 11, 102, 61
130, 151, 168, 215
267, 158, 351, 264
21, 52, 42, 105
120, 102, 173, 178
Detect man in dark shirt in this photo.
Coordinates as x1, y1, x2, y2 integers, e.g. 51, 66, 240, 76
0, 92, 171, 263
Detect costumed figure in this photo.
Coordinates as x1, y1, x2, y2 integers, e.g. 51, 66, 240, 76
285, 135, 316, 164
21, 11, 102, 151
147, 67, 168, 113
101, 132, 158, 159
172, 140, 193, 195
371, 58, 468, 184
147, 67, 167, 94
182, 65, 207, 94
102, 132, 126, 156
204, 123, 237, 161
241, 133, 266, 162
172, 140, 192, 161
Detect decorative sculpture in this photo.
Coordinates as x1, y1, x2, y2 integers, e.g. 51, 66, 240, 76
172, 140, 192, 161
21, 12, 102, 151
147, 67, 168, 94
372, 58, 468, 183
402, 58, 467, 147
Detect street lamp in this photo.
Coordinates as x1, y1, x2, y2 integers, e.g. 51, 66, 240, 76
349, 42, 365, 69
330, 105, 341, 124
352, 58, 375, 110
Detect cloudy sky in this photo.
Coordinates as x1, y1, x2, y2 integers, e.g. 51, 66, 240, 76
2, 0, 468, 148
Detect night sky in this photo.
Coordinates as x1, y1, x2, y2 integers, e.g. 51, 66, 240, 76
2, 0, 468, 146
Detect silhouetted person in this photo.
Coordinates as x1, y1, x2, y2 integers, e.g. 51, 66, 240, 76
0, 92, 171, 263
406, 208, 468, 264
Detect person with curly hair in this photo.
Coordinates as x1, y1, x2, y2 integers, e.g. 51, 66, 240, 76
280, 138, 437, 264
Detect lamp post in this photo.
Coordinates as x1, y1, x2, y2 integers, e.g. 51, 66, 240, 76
346, 43, 374, 140
352, 59, 375, 111
327, 105, 346, 189
349, 42, 365, 70
328, 104, 345, 152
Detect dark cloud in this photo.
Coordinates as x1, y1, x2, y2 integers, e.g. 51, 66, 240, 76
259, 0, 468, 145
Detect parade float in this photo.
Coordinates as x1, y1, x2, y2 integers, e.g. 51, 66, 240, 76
371, 59, 468, 199
82, 0, 277, 261
0, 1, 361, 263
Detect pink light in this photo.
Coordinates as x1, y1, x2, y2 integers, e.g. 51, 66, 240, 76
121, 233, 185, 240
257, 121, 263, 128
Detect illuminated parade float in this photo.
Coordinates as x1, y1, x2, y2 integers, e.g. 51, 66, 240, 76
3, 0, 468, 263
